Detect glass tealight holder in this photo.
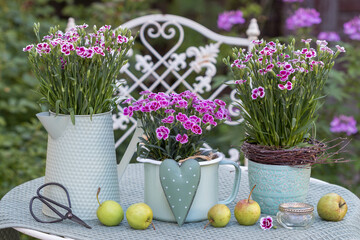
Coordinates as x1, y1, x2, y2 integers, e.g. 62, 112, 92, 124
276, 202, 314, 229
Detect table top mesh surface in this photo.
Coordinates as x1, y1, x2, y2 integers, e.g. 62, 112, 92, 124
1, 164, 360, 240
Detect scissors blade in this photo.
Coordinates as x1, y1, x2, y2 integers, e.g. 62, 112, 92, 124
67, 212, 92, 229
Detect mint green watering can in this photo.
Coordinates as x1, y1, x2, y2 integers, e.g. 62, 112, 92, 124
37, 111, 120, 220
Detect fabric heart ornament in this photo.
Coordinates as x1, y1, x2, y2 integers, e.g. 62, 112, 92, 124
159, 159, 201, 226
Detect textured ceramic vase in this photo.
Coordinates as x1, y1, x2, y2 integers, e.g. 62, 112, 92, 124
36, 111, 120, 220
137, 153, 241, 223
248, 159, 311, 215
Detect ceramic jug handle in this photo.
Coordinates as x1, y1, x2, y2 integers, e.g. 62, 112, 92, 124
218, 160, 241, 205
117, 120, 143, 181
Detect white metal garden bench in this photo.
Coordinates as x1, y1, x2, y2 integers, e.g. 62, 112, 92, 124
15, 14, 260, 239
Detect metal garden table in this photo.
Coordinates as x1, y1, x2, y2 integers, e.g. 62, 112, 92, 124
1, 164, 359, 240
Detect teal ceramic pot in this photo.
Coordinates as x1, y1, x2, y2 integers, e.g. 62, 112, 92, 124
248, 159, 311, 215
137, 153, 241, 223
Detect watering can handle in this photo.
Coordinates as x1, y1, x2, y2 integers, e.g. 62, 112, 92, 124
117, 120, 143, 180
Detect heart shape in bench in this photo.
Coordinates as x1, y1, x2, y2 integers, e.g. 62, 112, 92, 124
159, 159, 201, 226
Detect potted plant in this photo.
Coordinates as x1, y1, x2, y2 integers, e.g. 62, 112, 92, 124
224, 39, 345, 215
122, 90, 241, 225
23, 23, 134, 219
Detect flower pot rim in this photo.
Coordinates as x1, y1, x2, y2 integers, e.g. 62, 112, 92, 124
48, 110, 112, 117
248, 159, 311, 168
137, 151, 224, 166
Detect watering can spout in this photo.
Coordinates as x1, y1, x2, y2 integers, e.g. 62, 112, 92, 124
36, 112, 70, 140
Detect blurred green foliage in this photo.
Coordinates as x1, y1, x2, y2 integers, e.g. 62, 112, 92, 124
0, 3, 359, 240
311, 42, 360, 196
0, 0, 57, 200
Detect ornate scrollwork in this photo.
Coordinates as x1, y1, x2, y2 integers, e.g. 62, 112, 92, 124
227, 88, 244, 125
167, 53, 187, 71
186, 43, 219, 73
112, 111, 131, 131
135, 55, 154, 73
193, 76, 211, 94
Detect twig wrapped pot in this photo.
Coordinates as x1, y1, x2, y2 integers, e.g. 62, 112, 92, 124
225, 39, 346, 214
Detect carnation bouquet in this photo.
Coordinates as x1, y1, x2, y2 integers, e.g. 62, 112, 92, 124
122, 90, 230, 161
23, 23, 134, 123
225, 39, 345, 149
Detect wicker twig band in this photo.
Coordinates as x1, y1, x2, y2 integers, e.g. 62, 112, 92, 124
241, 140, 326, 166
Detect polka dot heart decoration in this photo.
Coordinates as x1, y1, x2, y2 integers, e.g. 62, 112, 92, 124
159, 159, 201, 226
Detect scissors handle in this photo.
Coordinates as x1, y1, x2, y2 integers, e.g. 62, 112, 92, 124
37, 182, 72, 210
29, 196, 63, 223
30, 182, 92, 229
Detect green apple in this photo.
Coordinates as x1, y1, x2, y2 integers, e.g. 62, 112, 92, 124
204, 204, 231, 229
234, 185, 261, 226
317, 193, 348, 221
126, 203, 155, 230
96, 188, 124, 226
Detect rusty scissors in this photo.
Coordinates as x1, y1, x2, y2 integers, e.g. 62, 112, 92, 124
29, 182, 92, 229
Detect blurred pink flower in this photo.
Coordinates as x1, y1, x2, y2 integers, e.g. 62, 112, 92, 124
318, 31, 341, 41
344, 16, 360, 40
286, 8, 321, 30
23, 44, 34, 52
218, 10, 245, 31
330, 115, 357, 136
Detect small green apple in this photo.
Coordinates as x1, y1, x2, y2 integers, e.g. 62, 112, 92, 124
234, 185, 261, 226
96, 188, 124, 226
126, 203, 155, 230
317, 193, 348, 221
204, 204, 231, 229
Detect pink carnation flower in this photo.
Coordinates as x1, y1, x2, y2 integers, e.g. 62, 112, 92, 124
149, 101, 161, 111
235, 79, 246, 84
117, 35, 128, 44
176, 112, 188, 123
159, 100, 170, 108
140, 90, 151, 95
140, 105, 151, 112
189, 115, 201, 123
165, 109, 175, 114
123, 107, 133, 117
61, 43, 74, 56
156, 126, 170, 140
251, 87, 265, 100
161, 116, 174, 124
93, 46, 105, 56
214, 99, 226, 107
36, 43, 51, 55
176, 99, 188, 108
260, 216, 273, 230
335, 45, 346, 53
202, 114, 214, 124
98, 25, 111, 32
176, 134, 188, 144
278, 81, 293, 90
191, 124, 202, 135
23, 44, 34, 52
183, 120, 194, 130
